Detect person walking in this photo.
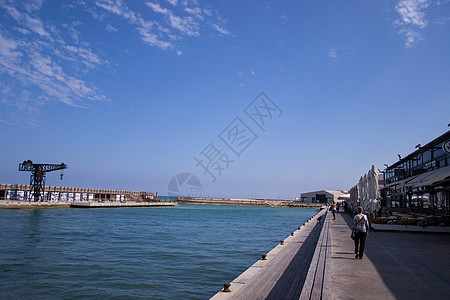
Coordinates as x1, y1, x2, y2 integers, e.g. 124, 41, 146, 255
352, 206, 369, 259
332, 203, 336, 219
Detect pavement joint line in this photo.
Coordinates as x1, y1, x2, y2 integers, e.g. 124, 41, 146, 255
382, 236, 450, 286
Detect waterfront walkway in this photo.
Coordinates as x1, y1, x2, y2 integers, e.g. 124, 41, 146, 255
331, 211, 450, 299
212, 209, 450, 299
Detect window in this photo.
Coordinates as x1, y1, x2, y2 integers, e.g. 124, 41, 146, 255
422, 150, 432, 163
433, 142, 445, 159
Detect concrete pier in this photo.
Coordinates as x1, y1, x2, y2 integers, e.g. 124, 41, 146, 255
70, 201, 176, 208
0, 200, 71, 209
211, 207, 329, 299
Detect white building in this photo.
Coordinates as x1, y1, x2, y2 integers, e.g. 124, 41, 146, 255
300, 190, 349, 204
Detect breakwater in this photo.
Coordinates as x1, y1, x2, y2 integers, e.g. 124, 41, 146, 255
178, 197, 322, 208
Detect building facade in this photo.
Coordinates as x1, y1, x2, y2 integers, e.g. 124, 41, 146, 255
300, 190, 349, 204
381, 130, 450, 214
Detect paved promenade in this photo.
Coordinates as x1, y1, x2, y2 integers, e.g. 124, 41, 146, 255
331, 211, 450, 299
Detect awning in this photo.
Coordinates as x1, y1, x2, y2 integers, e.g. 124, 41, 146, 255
406, 165, 450, 188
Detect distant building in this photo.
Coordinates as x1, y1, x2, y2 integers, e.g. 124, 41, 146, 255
300, 190, 349, 204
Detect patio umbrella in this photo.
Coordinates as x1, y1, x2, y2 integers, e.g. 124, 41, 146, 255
367, 165, 380, 215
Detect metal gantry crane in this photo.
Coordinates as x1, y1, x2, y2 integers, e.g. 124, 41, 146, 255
19, 160, 67, 202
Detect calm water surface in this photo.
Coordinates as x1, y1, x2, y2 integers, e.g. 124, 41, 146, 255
0, 204, 318, 299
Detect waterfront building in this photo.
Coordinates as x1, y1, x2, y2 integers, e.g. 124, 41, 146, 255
300, 190, 349, 204
381, 130, 450, 213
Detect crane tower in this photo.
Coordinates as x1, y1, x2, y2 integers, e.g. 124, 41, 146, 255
19, 160, 67, 202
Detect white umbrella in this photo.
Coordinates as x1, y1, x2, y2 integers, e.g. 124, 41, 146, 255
358, 176, 364, 208
362, 174, 370, 212
367, 165, 380, 215
367, 165, 378, 201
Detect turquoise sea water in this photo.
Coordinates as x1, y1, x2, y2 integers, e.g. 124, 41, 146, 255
0, 204, 318, 299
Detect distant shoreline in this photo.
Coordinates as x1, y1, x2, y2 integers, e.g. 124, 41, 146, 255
177, 197, 323, 208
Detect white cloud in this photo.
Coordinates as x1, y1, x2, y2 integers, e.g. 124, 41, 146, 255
2, 1, 49, 36
212, 24, 230, 35
170, 15, 199, 36
93, 1, 229, 51
401, 28, 423, 48
0, 1, 231, 125
0, 34, 21, 60
0, 2, 108, 122
328, 48, 338, 58
396, 0, 430, 28
185, 7, 203, 19
147, 2, 200, 36
64, 45, 105, 68
95, 0, 138, 24
394, 0, 431, 48
94, 0, 173, 49
105, 24, 118, 32
147, 2, 170, 15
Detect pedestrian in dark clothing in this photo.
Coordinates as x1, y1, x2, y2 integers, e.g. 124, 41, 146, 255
352, 206, 369, 259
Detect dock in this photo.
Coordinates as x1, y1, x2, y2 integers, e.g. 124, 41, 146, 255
0, 200, 71, 209
0, 200, 176, 209
70, 201, 176, 208
211, 207, 331, 299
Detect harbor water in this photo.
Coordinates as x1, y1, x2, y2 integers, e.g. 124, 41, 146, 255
0, 204, 318, 299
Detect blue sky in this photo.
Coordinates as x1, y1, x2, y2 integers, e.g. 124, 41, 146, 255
1, 0, 449, 199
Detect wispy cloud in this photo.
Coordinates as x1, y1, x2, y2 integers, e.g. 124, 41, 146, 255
0, 0, 108, 125
166, 0, 178, 6
328, 48, 338, 58
212, 23, 230, 35
0, 0, 230, 126
394, 0, 430, 48
91, 0, 229, 51
396, 0, 429, 27
105, 24, 118, 32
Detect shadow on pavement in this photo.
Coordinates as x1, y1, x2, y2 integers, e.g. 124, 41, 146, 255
339, 212, 450, 298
